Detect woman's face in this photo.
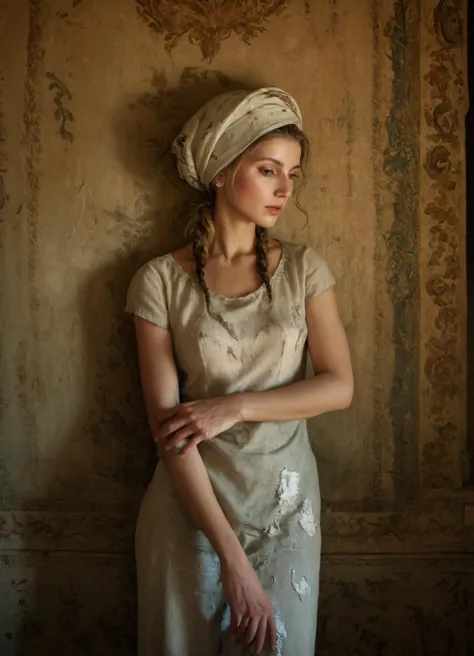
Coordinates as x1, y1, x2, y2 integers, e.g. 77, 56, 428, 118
216, 137, 302, 229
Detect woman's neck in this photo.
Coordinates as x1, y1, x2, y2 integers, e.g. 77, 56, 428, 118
209, 211, 257, 261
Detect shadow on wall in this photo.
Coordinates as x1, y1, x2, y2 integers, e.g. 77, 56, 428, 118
13, 71, 254, 656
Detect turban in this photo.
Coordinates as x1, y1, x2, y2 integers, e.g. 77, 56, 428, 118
171, 87, 303, 191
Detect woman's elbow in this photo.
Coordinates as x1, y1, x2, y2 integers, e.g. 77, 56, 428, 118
337, 377, 354, 410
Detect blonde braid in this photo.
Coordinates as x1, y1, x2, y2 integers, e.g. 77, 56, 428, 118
255, 226, 272, 302
192, 194, 215, 310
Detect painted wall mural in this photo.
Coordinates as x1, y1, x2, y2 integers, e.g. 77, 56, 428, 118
135, 0, 289, 61
0, 0, 471, 654
421, 0, 467, 490
46, 72, 75, 142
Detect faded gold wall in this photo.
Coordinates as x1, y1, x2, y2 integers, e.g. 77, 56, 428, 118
0, 0, 472, 654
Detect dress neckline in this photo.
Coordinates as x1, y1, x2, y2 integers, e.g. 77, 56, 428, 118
165, 241, 286, 301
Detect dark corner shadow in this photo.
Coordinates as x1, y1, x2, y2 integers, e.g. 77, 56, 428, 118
15, 70, 256, 656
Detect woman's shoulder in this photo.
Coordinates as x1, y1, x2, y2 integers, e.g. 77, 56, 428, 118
280, 240, 335, 294
133, 249, 178, 275
168, 244, 194, 276
281, 240, 327, 266
127, 251, 176, 296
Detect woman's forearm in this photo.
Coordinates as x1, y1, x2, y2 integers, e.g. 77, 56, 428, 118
135, 318, 247, 570
158, 444, 247, 569
235, 372, 353, 423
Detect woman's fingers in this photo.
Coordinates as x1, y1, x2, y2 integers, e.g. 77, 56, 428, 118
245, 616, 260, 646
235, 615, 250, 641
178, 436, 202, 457
230, 612, 243, 634
156, 415, 187, 440
163, 425, 194, 450
267, 614, 277, 651
251, 618, 267, 655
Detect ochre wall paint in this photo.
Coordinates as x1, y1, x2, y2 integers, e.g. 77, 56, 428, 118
0, 1, 471, 653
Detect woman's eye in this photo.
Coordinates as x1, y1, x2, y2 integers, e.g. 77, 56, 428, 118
289, 173, 299, 181
260, 168, 274, 176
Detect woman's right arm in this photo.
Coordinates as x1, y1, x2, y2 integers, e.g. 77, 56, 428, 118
133, 316, 277, 655
133, 315, 245, 568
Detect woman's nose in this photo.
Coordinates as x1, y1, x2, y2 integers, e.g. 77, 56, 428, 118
276, 177, 292, 197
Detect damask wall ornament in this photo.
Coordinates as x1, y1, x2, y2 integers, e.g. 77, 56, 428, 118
134, 0, 288, 62
433, 0, 463, 45
421, 0, 466, 488
46, 72, 74, 142
380, 0, 421, 503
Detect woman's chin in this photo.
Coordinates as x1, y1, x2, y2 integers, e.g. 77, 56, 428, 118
252, 214, 280, 230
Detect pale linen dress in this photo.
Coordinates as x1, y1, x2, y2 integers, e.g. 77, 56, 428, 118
125, 241, 335, 656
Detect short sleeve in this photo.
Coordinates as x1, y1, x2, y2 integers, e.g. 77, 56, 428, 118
125, 260, 170, 330
304, 246, 336, 302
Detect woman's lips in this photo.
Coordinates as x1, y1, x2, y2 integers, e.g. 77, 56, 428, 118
265, 206, 283, 215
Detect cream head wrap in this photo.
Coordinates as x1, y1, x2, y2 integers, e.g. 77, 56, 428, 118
171, 87, 303, 191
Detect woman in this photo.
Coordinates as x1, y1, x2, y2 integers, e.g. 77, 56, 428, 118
126, 87, 353, 656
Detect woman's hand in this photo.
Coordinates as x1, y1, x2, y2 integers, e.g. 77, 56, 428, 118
154, 395, 242, 456
221, 559, 277, 656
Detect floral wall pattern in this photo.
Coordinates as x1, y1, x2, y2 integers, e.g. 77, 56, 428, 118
135, 0, 289, 61
0, 0, 471, 654
420, 0, 467, 490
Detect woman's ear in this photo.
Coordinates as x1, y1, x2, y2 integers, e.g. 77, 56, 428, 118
213, 173, 225, 187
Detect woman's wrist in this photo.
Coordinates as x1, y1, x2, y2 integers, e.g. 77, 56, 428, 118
226, 392, 246, 423
219, 540, 250, 572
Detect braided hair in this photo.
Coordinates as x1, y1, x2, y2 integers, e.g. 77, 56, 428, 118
192, 194, 215, 310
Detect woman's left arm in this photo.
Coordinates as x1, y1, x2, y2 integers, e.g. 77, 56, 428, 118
237, 287, 353, 422
159, 288, 353, 456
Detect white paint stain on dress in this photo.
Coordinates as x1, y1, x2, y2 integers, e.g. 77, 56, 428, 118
200, 550, 220, 575
291, 568, 311, 601
265, 519, 280, 537
275, 613, 288, 656
220, 604, 231, 633
298, 498, 317, 537
277, 468, 300, 514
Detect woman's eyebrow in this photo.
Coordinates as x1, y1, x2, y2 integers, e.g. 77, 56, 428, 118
257, 157, 301, 170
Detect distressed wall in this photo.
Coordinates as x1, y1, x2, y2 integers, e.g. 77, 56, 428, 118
0, 0, 472, 654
